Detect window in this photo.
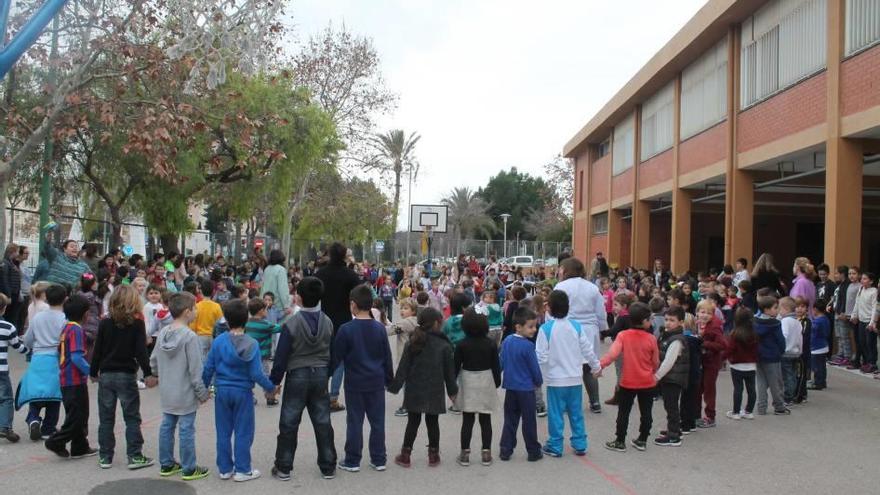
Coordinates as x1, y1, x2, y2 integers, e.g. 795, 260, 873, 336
598, 138, 611, 157
740, 0, 827, 108
612, 113, 635, 175
578, 170, 585, 211
591, 212, 609, 235
681, 38, 728, 139
640, 82, 675, 160
846, 0, 880, 55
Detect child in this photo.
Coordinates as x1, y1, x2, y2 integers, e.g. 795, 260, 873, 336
270, 277, 338, 481
415, 291, 430, 315
535, 290, 601, 458
379, 276, 395, 322
794, 297, 812, 404
262, 292, 281, 325
849, 272, 877, 373
331, 284, 394, 472
501, 286, 527, 341
724, 308, 758, 420
21, 283, 67, 440
143, 284, 171, 346
26, 281, 51, 332
653, 306, 689, 446
830, 266, 856, 367
389, 307, 458, 468
603, 292, 633, 406
600, 302, 659, 452
778, 297, 802, 406
454, 309, 501, 467
148, 292, 211, 481
213, 280, 231, 303
695, 300, 724, 428
388, 298, 419, 417
475, 290, 504, 347
202, 299, 277, 482
45, 295, 96, 458
809, 303, 831, 390
443, 292, 471, 352
190, 280, 223, 361
0, 293, 29, 442
649, 296, 666, 338
427, 280, 448, 314
499, 307, 543, 462
679, 313, 702, 434
754, 292, 789, 415
90, 285, 155, 469
244, 298, 281, 406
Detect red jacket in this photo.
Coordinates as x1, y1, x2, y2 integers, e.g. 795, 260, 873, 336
599, 328, 659, 390
699, 316, 725, 369
724, 335, 758, 365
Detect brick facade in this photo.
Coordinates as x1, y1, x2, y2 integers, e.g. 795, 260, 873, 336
612, 168, 634, 200
679, 121, 727, 175
590, 155, 611, 207
841, 44, 880, 117
638, 149, 674, 190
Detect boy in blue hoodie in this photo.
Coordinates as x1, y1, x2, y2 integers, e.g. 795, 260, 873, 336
331, 284, 393, 473
202, 299, 277, 482
753, 291, 789, 416
499, 306, 543, 462
808, 303, 831, 390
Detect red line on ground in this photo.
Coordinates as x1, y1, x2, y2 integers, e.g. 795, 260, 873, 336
577, 455, 639, 495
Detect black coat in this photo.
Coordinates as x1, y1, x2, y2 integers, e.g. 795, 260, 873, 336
388, 332, 458, 415
0, 257, 21, 300
315, 263, 361, 333
751, 270, 785, 297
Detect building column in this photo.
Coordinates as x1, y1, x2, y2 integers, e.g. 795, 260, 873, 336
631, 200, 651, 268
607, 208, 625, 267
670, 188, 692, 274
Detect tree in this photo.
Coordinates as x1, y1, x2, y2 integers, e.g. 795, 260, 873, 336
442, 187, 495, 253
543, 154, 574, 216
478, 167, 555, 240
369, 129, 420, 235
524, 208, 571, 242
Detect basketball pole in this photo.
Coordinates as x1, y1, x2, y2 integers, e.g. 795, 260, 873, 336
426, 225, 433, 277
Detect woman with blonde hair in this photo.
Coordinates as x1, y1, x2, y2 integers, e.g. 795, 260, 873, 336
790, 257, 817, 317
750, 253, 785, 296
89, 284, 155, 470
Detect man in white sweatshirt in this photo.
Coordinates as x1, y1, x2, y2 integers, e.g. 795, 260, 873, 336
536, 290, 601, 458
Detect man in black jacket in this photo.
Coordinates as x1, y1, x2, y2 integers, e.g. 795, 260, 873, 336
316, 242, 361, 412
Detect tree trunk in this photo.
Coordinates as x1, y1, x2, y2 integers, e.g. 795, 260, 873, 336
108, 207, 124, 249
282, 173, 313, 264
233, 220, 242, 263
0, 180, 7, 249
160, 234, 179, 255
391, 161, 402, 259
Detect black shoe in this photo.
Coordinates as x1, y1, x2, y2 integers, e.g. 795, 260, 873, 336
394, 407, 408, 417
773, 408, 791, 415
160, 462, 182, 477
0, 428, 21, 443
630, 439, 647, 451
271, 466, 290, 481
70, 447, 99, 459
499, 452, 512, 461
527, 451, 543, 462
653, 435, 682, 447
266, 399, 279, 407
589, 404, 602, 414
604, 440, 626, 452
45, 441, 70, 458
536, 406, 547, 418
28, 421, 41, 441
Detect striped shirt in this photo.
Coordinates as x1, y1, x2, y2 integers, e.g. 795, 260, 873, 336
59, 321, 90, 386
0, 318, 29, 372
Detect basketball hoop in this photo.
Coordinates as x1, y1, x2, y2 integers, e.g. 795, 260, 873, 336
410, 204, 446, 275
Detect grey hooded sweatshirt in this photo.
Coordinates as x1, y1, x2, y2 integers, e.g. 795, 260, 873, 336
149, 324, 210, 415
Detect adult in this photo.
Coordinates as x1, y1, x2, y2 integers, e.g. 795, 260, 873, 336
16, 244, 33, 332
590, 252, 610, 280
261, 249, 292, 316
40, 233, 91, 289
750, 253, 785, 297
652, 258, 671, 289
81, 243, 100, 274
315, 242, 361, 412
1, 243, 22, 323
790, 257, 817, 316
554, 257, 608, 414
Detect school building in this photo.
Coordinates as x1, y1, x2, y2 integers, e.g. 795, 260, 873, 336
565, 0, 880, 274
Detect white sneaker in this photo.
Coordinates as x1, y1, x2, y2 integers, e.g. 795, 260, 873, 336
741, 412, 755, 420
137, 380, 146, 390
234, 470, 261, 482
219, 472, 233, 480
725, 411, 741, 420
369, 463, 386, 472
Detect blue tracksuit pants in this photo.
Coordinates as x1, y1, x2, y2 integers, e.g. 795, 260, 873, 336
545, 385, 587, 454
214, 387, 256, 475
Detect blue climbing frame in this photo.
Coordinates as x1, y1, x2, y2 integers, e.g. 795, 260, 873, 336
0, 0, 70, 79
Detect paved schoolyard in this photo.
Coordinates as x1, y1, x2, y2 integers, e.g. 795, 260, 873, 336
1, 342, 878, 495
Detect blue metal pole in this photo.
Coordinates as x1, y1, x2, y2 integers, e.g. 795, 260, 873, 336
0, 0, 12, 48
0, 0, 70, 79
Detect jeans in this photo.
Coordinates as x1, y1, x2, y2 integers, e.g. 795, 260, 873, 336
659, 382, 682, 439
615, 387, 653, 442
215, 387, 256, 474
834, 319, 852, 360
343, 389, 385, 467
699, 364, 720, 420
545, 385, 586, 454
756, 362, 785, 413
0, 372, 13, 430
46, 385, 91, 456
535, 385, 546, 410
499, 390, 540, 456
781, 357, 799, 403
858, 321, 878, 366
402, 412, 439, 449
383, 298, 394, 322
26, 401, 61, 436
730, 369, 756, 414
198, 336, 213, 362
461, 412, 492, 450
330, 365, 344, 401
98, 372, 144, 460
274, 367, 336, 475
581, 364, 600, 407
852, 321, 865, 366
159, 412, 197, 472
811, 354, 827, 388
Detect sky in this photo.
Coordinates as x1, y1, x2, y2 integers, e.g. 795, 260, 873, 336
286, 0, 708, 229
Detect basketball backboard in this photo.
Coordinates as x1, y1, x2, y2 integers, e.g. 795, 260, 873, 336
409, 204, 448, 233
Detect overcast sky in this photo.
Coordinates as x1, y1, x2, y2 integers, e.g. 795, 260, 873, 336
289, 0, 707, 229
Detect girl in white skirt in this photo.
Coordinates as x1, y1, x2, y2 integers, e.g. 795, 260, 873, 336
454, 309, 501, 467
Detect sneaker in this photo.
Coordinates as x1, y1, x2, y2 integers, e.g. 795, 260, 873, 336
774, 408, 791, 415
266, 398, 279, 407
233, 470, 261, 482
653, 435, 682, 447
499, 452, 512, 462
837, 358, 850, 367
28, 420, 41, 441
456, 449, 470, 466
741, 412, 755, 420
526, 451, 543, 462
337, 462, 360, 473
480, 449, 493, 466
181, 466, 210, 481
680, 427, 694, 435
41, 433, 51, 440
541, 445, 562, 458
160, 462, 183, 477
630, 439, 647, 452
574, 449, 587, 456
270, 466, 290, 481
725, 411, 741, 420
218, 472, 233, 480
846, 362, 861, 370
536, 406, 547, 418
448, 405, 462, 415
783, 401, 794, 407
98, 456, 113, 469
604, 440, 626, 452
45, 441, 70, 458
137, 379, 147, 390
589, 404, 602, 414
394, 407, 408, 417
330, 400, 346, 413
70, 447, 99, 459
369, 463, 386, 472
127, 455, 155, 470
696, 418, 716, 428
321, 470, 336, 480
604, 396, 618, 406
0, 428, 21, 443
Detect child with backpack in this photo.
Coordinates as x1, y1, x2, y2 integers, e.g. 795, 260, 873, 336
724, 308, 759, 420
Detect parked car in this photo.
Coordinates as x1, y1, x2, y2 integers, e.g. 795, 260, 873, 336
508, 256, 535, 269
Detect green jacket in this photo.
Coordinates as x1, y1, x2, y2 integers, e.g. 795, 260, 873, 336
442, 314, 465, 347
40, 239, 91, 288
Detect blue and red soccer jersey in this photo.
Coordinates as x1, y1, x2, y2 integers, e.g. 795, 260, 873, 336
59, 321, 90, 387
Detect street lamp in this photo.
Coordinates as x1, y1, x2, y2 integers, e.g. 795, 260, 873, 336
500, 213, 511, 259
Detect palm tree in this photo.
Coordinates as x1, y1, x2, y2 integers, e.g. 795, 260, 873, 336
442, 187, 496, 254
371, 130, 421, 245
